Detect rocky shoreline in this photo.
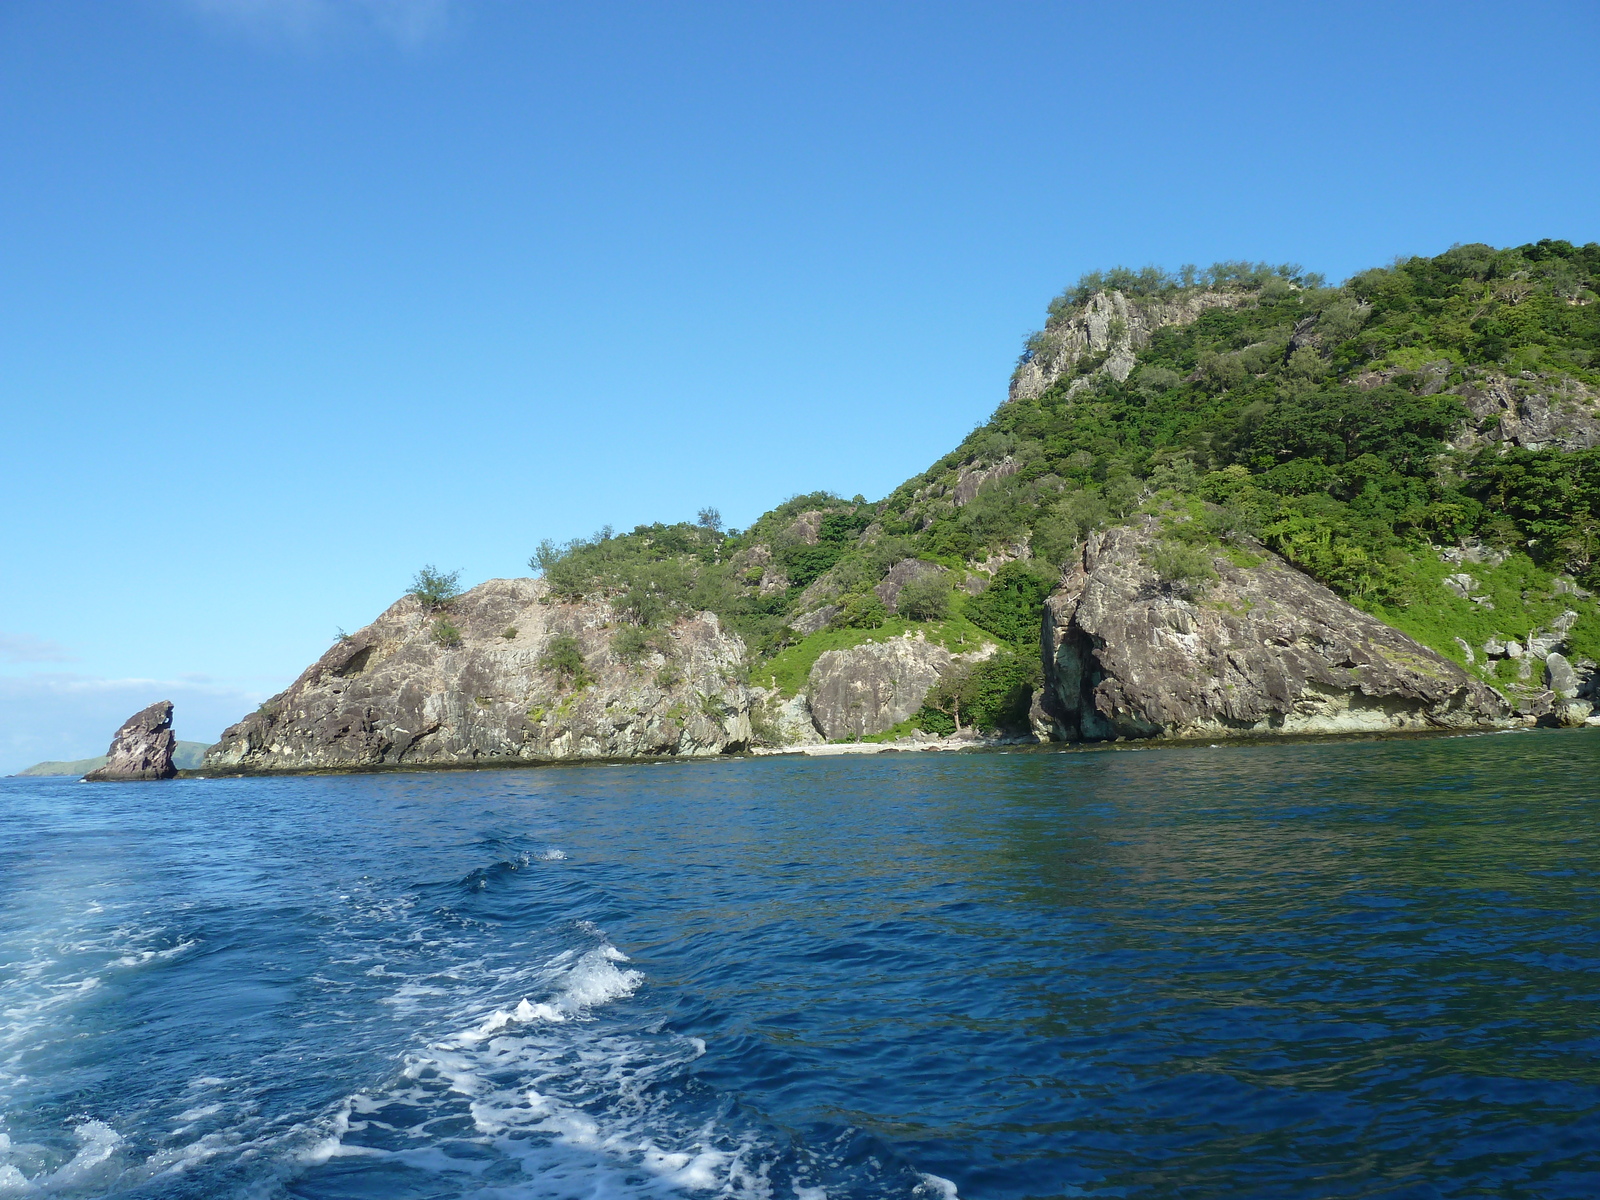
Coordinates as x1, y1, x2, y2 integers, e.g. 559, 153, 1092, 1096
178, 722, 1600, 780
189, 519, 1579, 777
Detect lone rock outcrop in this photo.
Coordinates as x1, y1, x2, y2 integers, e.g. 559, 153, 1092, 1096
1040, 523, 1509, 741
84, 701, 178, 781
204, 579, 754, 773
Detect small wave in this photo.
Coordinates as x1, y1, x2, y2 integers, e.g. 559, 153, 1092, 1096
464, 944, 642, 1035
110, 938, 197, 969
0, 1121, 123, 1196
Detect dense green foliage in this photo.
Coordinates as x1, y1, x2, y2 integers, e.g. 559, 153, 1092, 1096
916, 651, 1042, 735
528, 240, 1600, 721
962, 562, 1057, 647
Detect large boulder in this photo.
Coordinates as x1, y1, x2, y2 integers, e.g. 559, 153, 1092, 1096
84, 701, 178, 781
1040, 522, 1510, 741
808, 634, 994, 740
204, 579, 754, 773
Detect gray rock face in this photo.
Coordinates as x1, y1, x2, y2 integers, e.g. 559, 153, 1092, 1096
204, 579, 753, 773
1545, 652, 1581, 698
1040, 523, 1509, 741
1540, 653, 1597, 728
1010, 289, 1252, 402
807, 634, 994, 740
786, 511, 824, 545
1450, 372, 1600, 453
952, 457, 1019, 506
789, 606, 840, 635
749, 688, 824, 746
84, 701, 178, 781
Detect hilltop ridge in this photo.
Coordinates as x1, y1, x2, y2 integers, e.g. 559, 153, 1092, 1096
206, 241, 1600, 769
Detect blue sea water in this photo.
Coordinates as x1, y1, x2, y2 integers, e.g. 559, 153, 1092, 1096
3, 731, 1600, 1199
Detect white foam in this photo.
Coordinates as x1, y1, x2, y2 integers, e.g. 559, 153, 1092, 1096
536, 848, 568, 861
0, 1121, 124, 1195
916, 1172, 961, 1199
463, 945, 642, 1038
111, 938, 197, 968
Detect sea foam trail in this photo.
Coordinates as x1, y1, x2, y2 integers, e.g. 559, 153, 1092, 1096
0, 782, 959, 1199
302, 936, 791, 1197
293, 934, 939, 1199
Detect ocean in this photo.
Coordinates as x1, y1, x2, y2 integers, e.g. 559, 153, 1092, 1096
2, 731, 1598, 1198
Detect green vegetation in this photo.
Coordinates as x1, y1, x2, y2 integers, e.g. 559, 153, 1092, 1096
896, 571, 951, 621
611, 624, 666, 666
539, 634, 592, 689
1149, 539, 1218, 595
916, 651, 1042, 735
409, 565, 462, 609
430, 617, 463, 647
757, 613, 993, 698
962, 562, 1056, 646
524, 241, 1600, 714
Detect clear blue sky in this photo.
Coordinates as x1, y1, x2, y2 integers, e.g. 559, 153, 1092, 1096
3, 0, 1596, 770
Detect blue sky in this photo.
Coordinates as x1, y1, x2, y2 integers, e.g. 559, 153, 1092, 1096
2, 0, 1596, 770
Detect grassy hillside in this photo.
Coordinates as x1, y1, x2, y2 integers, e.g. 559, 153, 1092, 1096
13, 741, 211, 777
533, 241, 1600, 724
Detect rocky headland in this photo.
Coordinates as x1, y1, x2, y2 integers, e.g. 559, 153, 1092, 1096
204, 580, 755, 772
197, 243, 1600, 772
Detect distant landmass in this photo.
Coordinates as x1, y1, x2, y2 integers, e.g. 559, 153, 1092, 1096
14, 741, 211, 777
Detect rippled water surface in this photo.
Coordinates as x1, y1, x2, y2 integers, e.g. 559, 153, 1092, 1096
3, 731, 1600, 1198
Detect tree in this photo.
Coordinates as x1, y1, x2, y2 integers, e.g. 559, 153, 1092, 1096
539, 634, 592, 689
409, 565, 462, 609
920, 663, 973, 734
697, 507, 723, 532
897, 570, 951, 621
964, 562, 1056, 647
834, 592, 889, 629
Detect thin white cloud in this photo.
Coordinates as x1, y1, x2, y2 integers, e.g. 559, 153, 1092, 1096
0, 633, 74, 664
0, 673, 271, 775
181, 0, 451, 48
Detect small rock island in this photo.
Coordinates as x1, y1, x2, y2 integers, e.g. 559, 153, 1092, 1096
84, 700, 179, 781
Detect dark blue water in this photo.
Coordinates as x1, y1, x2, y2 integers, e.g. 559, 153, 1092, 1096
3, 731, 1600, 1199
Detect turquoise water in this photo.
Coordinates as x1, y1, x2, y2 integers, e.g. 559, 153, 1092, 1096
2, 731, 1599, 1198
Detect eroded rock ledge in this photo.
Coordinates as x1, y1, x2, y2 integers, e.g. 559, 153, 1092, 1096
203, 579, 753, 773
1039, 522, 1510, 741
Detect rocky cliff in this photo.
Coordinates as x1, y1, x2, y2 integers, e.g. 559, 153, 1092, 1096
1039, 522, 1510, 740
84, 701, 178, 781
1009, 289, 1250, 401
203, 579, 754, 772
